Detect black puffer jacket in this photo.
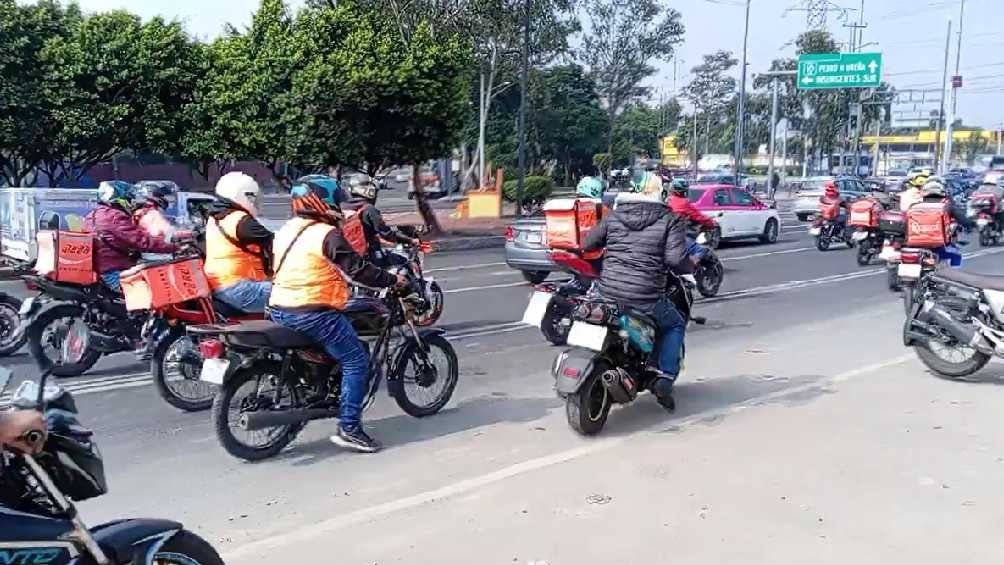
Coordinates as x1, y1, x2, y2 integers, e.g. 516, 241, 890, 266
582, 193, 690, 310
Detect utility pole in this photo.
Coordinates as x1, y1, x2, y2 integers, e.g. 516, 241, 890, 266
514, 0, 530, 218
766, 78, 780, 198
693, 110, 700, 178
933, 18, 952, 174
944, 0, 965, 173
780, 119, 789, 189
733, 0, 752, 185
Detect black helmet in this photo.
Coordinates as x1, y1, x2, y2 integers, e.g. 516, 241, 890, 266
135, 181, 179, 210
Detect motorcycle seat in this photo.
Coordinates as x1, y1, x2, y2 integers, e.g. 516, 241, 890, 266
216, 320, 316, 349
935, 269, 1004, 292
212, 297, 250, 319
624, 307, 657, 329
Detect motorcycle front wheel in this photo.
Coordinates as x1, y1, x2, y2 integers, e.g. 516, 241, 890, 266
152, 530, 225, 565
27, 305, 101, 377
414, 281, 445, 327
153, 328, 215, 412
389, 334, 459, 417
212, 362, 302, 461
696, 255, 724, 298
0, 293, 25, 357
816, 235, 831, 251
565, 361, 611, 436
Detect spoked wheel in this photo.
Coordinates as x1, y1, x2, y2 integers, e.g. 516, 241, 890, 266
914, 340, 991, 378
0, 294, 25, 357
151, 530, 225, 565
27, 305, 100, 377
389, 333, 459, 417
565, 362, 611, 436
540, 298, 573, 345
212, 362, 302, 461
153, 329, 215, 412
696, 255, 724, 298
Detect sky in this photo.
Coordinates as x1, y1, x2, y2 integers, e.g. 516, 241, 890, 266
52, 0, 1004, 128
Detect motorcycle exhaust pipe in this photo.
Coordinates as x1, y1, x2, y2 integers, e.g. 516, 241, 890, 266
917, 303, 993, 354
241, 408, 336, 431
601, 369, 637, 404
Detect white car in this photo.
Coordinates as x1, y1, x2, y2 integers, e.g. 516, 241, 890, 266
689, 184, 782, 247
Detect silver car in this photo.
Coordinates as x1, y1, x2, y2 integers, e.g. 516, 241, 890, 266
504, 218, 553, 284
792, 176, 874, 221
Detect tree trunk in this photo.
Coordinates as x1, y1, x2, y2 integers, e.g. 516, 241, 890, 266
412, 162, 442, 236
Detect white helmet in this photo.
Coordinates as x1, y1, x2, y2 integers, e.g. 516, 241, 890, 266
215, 172, 261, 216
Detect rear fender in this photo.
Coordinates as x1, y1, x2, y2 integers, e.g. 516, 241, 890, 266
89, 518, 183, 564
553, 348, 599, 396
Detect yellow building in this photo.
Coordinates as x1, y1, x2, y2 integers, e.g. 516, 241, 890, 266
860, 129, 994, 152
660, 135, 690, 167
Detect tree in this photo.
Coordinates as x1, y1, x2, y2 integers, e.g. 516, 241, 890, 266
612, 103, 664, 165
956, 131, 989, 166
40, 10, 203, 183
578, 0, 683, 171
0, 0, 80, 186
677, 51, 738, 167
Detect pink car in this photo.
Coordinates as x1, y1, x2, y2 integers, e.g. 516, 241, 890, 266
688, 184, 782, 247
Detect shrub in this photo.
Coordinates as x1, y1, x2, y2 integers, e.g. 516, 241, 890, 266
502, 176, 555, 213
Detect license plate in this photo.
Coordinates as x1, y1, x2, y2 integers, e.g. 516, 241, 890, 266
806, 214, 815, 221
521, 291, 553, 327
523, 232, 542, 244
809, 227, 821, 236
977, 218, 990, 227
898, 263, 922, 279
18, 297, 34, 316
199, 358, 229, 385
852, 231, 869, 241
567, 322, 608, 351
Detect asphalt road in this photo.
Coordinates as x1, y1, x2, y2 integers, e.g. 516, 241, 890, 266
5, 202, 1004, 564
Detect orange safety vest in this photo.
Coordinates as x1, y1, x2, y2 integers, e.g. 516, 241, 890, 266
204, 211, 267, 290
268, 217, 351, 311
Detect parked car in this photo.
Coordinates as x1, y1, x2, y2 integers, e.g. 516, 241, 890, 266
695, 173, 751, 189
792, 176, 877, 221
504, 218, 552, 283
689, 184, 781, 246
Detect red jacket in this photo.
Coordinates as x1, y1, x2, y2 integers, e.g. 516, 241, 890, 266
84, 204, 177, 273
668, 194, 716, 229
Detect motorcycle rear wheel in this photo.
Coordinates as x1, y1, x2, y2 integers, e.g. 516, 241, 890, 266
565, 362, 611, 436
887, 266, 901, 291
389, 334, 459, 417
152, 530, 224, 565
913, 342, 991, 378
212, 362, 302, 461
856, 244, 873, 266
27, 305, 101, 377
153, 328, 215, 412
816, 236, 831, 251
0, 293, 25, 357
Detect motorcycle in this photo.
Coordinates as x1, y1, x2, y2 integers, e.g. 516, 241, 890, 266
967, 194, 1001, 247
903, 267, 1004, 378
190, 288, 459, 461
551, 271, 704, 435
17, 275, 142, 378
690, 230, 724, 298
357, 226, 443, 327
0, 340, 224, 565
0, 292, 25, 357
809, 217, 853, 251
896, 248, 941, 315
877, 210, 908, 291
522, 250, 599, 346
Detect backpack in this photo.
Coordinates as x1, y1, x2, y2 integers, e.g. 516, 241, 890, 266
342, 203, 371, 256
906, 201, 951, 248
848, 198, 881, 228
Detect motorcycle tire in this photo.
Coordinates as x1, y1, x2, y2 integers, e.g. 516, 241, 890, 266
212, 362, 301, 462
540, 298, 573, 345
152, 529, 225, 565
887, 266, 902, 292
153, 328, 215, 412
389, 334, 459, 418
902, 284, 915, 317
816, 236, 831, 251
0, 293, 25, 357
27, 305, 101, 378
565, 361, 611, 436
706, 227, 722, 250
696, 255, 724, 298
979, 228, 993, 247
856, 245, 873, 266
913, 343, 991, 378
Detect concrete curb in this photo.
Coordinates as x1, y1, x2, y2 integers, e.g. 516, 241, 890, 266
430, 235, 505, 252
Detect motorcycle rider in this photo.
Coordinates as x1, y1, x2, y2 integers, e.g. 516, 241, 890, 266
576, 176, 604, 202
972, 178, 1004, 230
582, 172, 690, 411
818, 179, 848, 233
668, 179, 716, 231
133, 181, 188, 243
268, 176, 407, 453
84, 181, 177, 293
204, 172, 273, 313
343, 176, 419, 267
899, 172, 929, 211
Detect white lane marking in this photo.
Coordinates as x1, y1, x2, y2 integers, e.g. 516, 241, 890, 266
0, 372, 152, 405
452, 324, 534, 340
444, 281, 529, 294
223, 353, 914, 560
721, 247, 815, 261
427, 261, 508, 273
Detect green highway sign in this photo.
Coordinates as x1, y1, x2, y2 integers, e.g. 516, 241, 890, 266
797, 52, 882, 90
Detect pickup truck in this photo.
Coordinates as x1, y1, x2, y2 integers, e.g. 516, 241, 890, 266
0, 187, 217, 266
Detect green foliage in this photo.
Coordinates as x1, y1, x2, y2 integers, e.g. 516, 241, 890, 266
956, 131, 989, 165
593, 153, 612, 172
503, 175, 554, 208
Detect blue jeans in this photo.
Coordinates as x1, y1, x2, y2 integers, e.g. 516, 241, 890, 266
269, 308, 369, 431
215, 280, 272, 313
651, 296, 686, 378
101, 271, 122, 293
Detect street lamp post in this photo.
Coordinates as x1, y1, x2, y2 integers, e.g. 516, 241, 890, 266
515, 0, 530, 218
732, 0, 752, 185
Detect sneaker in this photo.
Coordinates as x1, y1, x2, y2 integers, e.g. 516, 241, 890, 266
331, 426, 382, 453
651, 377, 676, 412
